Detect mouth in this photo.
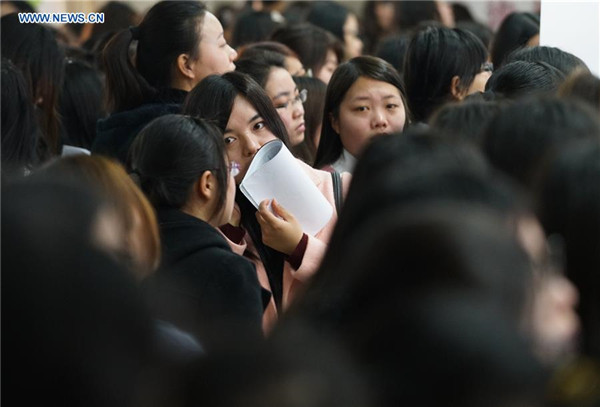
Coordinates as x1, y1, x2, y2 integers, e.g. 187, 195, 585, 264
296, 122, 306, 132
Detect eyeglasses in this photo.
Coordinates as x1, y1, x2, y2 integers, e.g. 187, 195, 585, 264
481, 62, 494, 73
229, 161, 240, 177
275, 89, 308, 110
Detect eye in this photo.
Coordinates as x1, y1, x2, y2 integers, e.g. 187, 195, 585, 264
355, 106, 368, 112
274, 102, 289, 110
253, 121, 266, 131
224, 136, 236, 144
386, 103, 399, 110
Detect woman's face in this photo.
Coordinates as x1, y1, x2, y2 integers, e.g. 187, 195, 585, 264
332, 76, 406, 157
374, 1, 396, 32
343, 14, 363, 59
315, 49, 339, 84
284, 56, 306, 77
223, 96, 278, 183
194, 12, 238, 84
265, 67, 305, 147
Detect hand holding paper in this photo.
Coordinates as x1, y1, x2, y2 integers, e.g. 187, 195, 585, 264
240, 139, 333, 236
256, 199, 303, 255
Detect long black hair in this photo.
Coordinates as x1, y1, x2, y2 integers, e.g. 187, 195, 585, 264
403, 25, 488, 123
314, 55, 409, 169
1, 57, 40, 175
183, 72, 290, 309
102, 1, 207, 113
1, 13, 65, 159
129, 114, 229, 214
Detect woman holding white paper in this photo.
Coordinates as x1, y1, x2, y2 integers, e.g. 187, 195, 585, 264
183, 72, 351, 332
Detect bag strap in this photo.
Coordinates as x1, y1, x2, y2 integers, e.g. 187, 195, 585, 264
331, 171, 343, 214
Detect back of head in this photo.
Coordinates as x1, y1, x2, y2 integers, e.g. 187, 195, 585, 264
491, 12, 540, 68
39, 155, 161, 278
403, 25, 488, 122
59, 58, 105, 149
130, 114, 228, 212
231, 10, 283, 49
482, 96, 600, 187
1, 57, 39, 176
430, 99, 504, 146
293, 204, 533, 353
485, 60, 564, 99
558, 69, 600, 111
316, 129, 526, 291
182, 322, 370, 407
505, 46, 589, 77
3, 179, 154, 407
535, 139, 600, 358
102, 0, 207, 112
360, 290, 547, 407
1, 12, 65, 157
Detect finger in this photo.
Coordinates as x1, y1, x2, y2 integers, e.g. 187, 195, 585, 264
255, 211, 267, 227
271, 199, 291, 220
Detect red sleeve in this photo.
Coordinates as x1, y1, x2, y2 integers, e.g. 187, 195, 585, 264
219, 224, 246, 245
286, 233, 308, 270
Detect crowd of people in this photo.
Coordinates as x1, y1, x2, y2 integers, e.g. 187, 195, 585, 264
2, 1, 600, 406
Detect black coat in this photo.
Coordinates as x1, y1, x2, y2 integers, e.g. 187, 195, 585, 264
145, 208, 264, 351
92, 89, 186, 164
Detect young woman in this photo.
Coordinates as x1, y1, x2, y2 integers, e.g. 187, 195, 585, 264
182, 72, 351, 331
314, 56, 409, 173
270, 23, 343, 84
292, 76, 328, 165
1, 57, 40, 177
235, 55, 306, 147
39, 155, 161, 280
1, 13, 64, 161
403, 25, 491, 123
237, 41, 306, 77
129, 114, 264, 350
93, 1, 237, 163
306, 1, 363, 60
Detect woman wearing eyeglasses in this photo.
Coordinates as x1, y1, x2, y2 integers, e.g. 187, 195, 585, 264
235, 54, 307, 148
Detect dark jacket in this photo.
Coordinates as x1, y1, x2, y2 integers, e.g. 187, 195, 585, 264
92, 89, 186, 164
145, 208, 264, 351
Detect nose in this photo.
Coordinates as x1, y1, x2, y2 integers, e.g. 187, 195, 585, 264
371, 109, 388, 130
292, 100, 304, 119
241, 133, 259, 157
229, 45, 238, 61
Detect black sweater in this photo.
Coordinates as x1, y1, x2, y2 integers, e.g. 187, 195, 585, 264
93, 89, 187, 164
144, 208, 264, 351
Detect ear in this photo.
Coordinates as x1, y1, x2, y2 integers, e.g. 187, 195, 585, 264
330, 112, 340, 134
450, 75, 466, 101
176, 53, 195, 80
194, 170, 215, 202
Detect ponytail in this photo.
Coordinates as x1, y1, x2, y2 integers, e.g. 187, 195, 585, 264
103, 29, 156, 113
103, 1, 207, 113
